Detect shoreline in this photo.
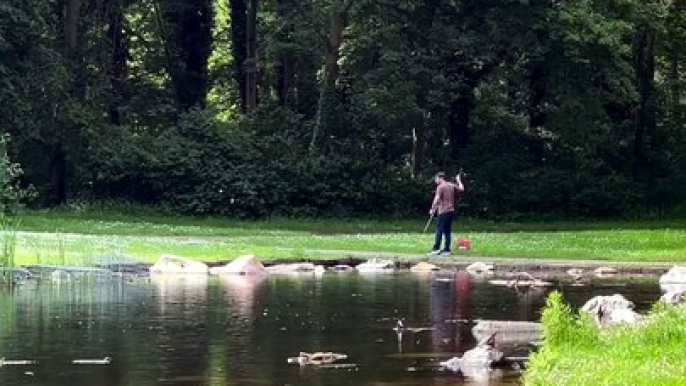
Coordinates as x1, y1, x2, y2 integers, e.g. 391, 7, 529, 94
226, 249, 678, 276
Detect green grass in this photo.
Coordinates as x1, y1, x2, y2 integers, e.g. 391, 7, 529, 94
524, 292, 686, 386
10, 208, 686, 266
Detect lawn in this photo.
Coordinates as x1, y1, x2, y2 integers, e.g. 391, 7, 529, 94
5, 209, 686, 266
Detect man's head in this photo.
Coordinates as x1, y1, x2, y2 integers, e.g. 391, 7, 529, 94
434, 172, 446, 185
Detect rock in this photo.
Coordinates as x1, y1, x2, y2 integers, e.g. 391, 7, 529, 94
93, 255, 149, 276
0, 268, 34, 282
209, 255, 266, 275
356, 259, 394, 272
466, 262, 494, 275
566, 268, 584, 279
410, 262, 439, 273
581, 294, 640, 326
440, 356, 461, 371
149, 254, 209, 275
594, 267, 618, 277
489, 272, 553, 289
266, 262, 317, 274
440, 333, 504, 371
581, 294, 633, 314
329, 264, 354, 272
472, 320, 542, 344
660, 290, 685, 306
659, 266, 686, 284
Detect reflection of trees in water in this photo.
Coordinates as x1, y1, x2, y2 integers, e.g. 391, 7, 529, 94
0, 281, 151, 385
219, 274, 265, 321
151, 274, 210, 386
210, 274, 266, 385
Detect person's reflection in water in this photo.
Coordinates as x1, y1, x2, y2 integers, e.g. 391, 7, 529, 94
429, 271, 473, 354
428, 274, 456, 351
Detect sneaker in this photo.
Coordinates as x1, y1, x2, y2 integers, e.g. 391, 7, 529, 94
438, 250, 452, 257
426, 250, 441, 256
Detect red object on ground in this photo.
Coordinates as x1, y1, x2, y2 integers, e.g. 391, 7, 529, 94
457, 238, 471, 250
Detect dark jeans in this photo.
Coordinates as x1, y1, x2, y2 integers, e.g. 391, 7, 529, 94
433, 211, 454, 252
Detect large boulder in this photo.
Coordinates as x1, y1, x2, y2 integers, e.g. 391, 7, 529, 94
210, 255, 266, 275
150, 254, 209, 275
440, 333, 504, 372
659, 266, 686, 284
581, 294, 640, 326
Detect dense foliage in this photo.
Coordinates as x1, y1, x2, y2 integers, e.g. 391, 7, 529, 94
1, 0, 684, 218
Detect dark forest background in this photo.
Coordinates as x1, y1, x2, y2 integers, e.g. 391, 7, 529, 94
1, 0, 685, 219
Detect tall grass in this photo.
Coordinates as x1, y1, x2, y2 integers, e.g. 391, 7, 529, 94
524, 292, 686, 386
0, 214, 18, 283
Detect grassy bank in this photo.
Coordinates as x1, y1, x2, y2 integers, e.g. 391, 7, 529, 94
6, 209, 686, 266
524, 292, 686, 386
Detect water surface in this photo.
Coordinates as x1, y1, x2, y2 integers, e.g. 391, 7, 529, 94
0, 271, 662, 385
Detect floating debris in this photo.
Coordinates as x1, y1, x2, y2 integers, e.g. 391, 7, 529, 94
72, 357, 112, 365
0, 358, 37, 367
287, 352, 347, 366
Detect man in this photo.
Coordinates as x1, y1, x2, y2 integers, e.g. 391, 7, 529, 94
427, 172, 464, 256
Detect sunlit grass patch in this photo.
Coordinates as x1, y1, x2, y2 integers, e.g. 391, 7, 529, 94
12, 209, 686, 266
525, 292, 686, 386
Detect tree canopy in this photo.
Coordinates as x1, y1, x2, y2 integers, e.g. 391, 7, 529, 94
1, 0, 684, 218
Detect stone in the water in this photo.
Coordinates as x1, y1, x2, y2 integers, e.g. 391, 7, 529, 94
594, 267, 618, 277
581, 294, 640, 326
356, 259, 394, 272
266, 262, 317, 274
149, 254, 209, 275
659, 266, 686, 284
466, 262, 494, 275
410, 262, 440, 273
210, 254, 266, 275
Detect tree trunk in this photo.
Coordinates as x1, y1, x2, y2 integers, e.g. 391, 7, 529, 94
275, 0, 296, 107
65, 0, 81, 56
245, 0, 258, 113
230, 0, 248, 112
107, 0, 127, 125
634, 26, 656, 182
48, 142, 68, 206
163, 0, 213, 111
526, 62, 547, 165
445, 55, 492, 160
310, 0, 348, 154
47, 0, 80, 206
668, 48, 680, 115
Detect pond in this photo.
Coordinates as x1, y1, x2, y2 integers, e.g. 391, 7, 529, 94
0, 270, 662, 386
